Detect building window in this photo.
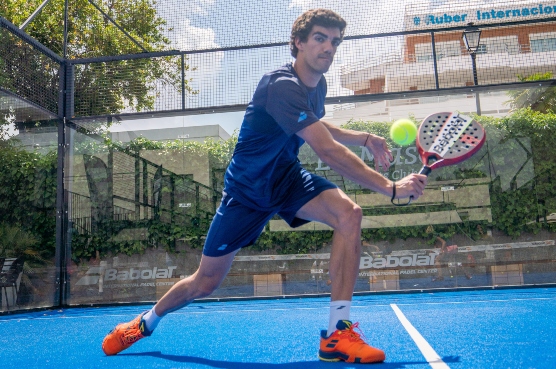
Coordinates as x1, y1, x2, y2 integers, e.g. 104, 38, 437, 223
476, 44, 487, 54
414, 41, 461, 63
416, 54, 435, 62
478, 36, 518, 55
531, 38, 556, 53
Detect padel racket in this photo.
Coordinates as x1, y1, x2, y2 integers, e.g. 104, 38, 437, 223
392, 111, 486, 206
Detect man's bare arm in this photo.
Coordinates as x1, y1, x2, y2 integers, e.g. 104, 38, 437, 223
320, 121, 393, 171
297, 121, 426, 200
320, 120, 371, 146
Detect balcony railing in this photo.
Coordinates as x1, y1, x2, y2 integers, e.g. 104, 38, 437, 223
68, 191, 136, 234
340, 43, 536, 76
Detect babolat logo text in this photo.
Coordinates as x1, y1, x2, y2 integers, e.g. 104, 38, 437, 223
105, 266, 177, 281
359, 253, 437, 269
432, 119, 462, 156
76, 266, 177, 286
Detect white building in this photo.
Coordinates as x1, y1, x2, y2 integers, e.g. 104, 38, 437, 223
328, 0, 556, 123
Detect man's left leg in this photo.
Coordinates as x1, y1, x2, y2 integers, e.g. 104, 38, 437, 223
102, 251, 239, 355
294, 188, 385, 363
102, 193, 272, 356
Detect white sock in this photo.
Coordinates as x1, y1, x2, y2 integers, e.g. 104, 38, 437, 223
327, 300, 351, 336
142, 307, 162, 332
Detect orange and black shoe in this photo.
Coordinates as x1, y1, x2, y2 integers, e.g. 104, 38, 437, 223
102, 312, 152, 355
318, 320, 385, 364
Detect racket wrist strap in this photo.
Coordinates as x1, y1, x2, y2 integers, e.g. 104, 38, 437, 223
391, 182, 396, 201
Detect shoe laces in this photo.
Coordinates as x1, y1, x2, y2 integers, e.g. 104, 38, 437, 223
338, 322, 367, 343
120, 324, 143, 346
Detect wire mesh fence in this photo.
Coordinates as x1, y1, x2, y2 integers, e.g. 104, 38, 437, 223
65, 19, 556, 119
0, 23, 60, 119
3, 1, 555, 120
72, 55, 183, 117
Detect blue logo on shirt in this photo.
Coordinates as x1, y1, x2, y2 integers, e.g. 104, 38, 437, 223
298, 111, 307, 122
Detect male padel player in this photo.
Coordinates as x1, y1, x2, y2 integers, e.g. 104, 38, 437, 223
102, 8, 427, 364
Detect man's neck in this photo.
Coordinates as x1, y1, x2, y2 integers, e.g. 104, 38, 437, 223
292, 60, 322, 88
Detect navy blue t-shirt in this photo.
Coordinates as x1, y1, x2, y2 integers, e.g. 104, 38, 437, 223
224, 63, 327, 210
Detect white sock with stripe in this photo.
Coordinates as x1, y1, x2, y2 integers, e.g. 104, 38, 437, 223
327, 300, 352, 336
142, 307, 162, 332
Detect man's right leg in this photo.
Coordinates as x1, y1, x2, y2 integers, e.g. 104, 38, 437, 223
294, 188, 385, 363
101, 251, 238, 355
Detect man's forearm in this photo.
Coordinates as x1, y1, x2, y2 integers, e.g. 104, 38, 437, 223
319, 143, 393, 197
321, 121, 369, 147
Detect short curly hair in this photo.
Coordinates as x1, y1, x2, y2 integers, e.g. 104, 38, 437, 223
290, 9, 347, 58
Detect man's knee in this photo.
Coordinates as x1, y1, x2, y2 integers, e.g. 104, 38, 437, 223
187, 272, 223, 299
342, 201, 363, 222
335, 201, 362, 230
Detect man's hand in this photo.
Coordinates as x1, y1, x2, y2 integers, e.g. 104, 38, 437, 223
365, 134, 393, 171
392, 173, 427, 200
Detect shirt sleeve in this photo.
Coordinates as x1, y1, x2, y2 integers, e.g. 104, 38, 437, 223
266, 78, 320, 136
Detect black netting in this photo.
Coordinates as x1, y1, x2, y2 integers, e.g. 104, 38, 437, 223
71, 18, 556, 117
338, 20, 556, 96
152, 1, 556, 51
3, 2, 556, 119
0, 26, 60, 117
72, 55, 182, 117
2, 1, 556, 54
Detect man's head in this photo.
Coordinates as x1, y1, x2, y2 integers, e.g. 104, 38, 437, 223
290, 9, 346, 58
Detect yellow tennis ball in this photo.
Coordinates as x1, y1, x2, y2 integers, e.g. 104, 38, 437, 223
390, 119, 417, 146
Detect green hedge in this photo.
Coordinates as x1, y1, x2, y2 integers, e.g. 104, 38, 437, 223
0, 141, 57, 260
3, 108, 556, 260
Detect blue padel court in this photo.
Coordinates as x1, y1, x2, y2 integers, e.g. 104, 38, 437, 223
1, 287, 555, 369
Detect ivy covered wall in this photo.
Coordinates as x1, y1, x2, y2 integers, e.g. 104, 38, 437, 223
2, 108, 556, 264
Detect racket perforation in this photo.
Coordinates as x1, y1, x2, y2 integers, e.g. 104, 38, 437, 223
417, 112, 486, 167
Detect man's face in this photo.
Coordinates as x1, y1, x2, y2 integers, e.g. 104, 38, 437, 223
296, 25, 342, 74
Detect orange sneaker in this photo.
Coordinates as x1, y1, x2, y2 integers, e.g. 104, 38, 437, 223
102, 312, 151, 355
318, 320, 385, 363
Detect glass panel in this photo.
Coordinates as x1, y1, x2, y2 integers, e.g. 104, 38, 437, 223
314, 86, 555, 291
62, 81, 556, 302
0, 119, 58, 312
5, 3, 556, 308
66, 121, 224, 304
0, 25, 60, 312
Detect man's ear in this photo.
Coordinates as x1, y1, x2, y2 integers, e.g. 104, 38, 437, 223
295, 36, 304, 51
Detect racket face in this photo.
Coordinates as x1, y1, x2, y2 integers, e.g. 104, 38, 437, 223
417, 112, 486, 170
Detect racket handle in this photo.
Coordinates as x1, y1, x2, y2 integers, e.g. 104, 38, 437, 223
419, 166, 432, 176
392, 166, 431, 207
399, 166, 431, 206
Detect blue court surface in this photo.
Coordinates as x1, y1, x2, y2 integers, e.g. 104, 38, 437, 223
1, 287, 555, 368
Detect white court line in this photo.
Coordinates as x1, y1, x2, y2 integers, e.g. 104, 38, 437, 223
391, 304, 450, 369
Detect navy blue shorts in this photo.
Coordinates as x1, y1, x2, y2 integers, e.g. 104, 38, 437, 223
202, 169, 337, 257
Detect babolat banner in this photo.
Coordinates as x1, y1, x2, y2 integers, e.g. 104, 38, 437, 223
359, 252, 438, 270
75, 265, 178, 288
70, 250, 187, 304
405, 0, 556, 30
